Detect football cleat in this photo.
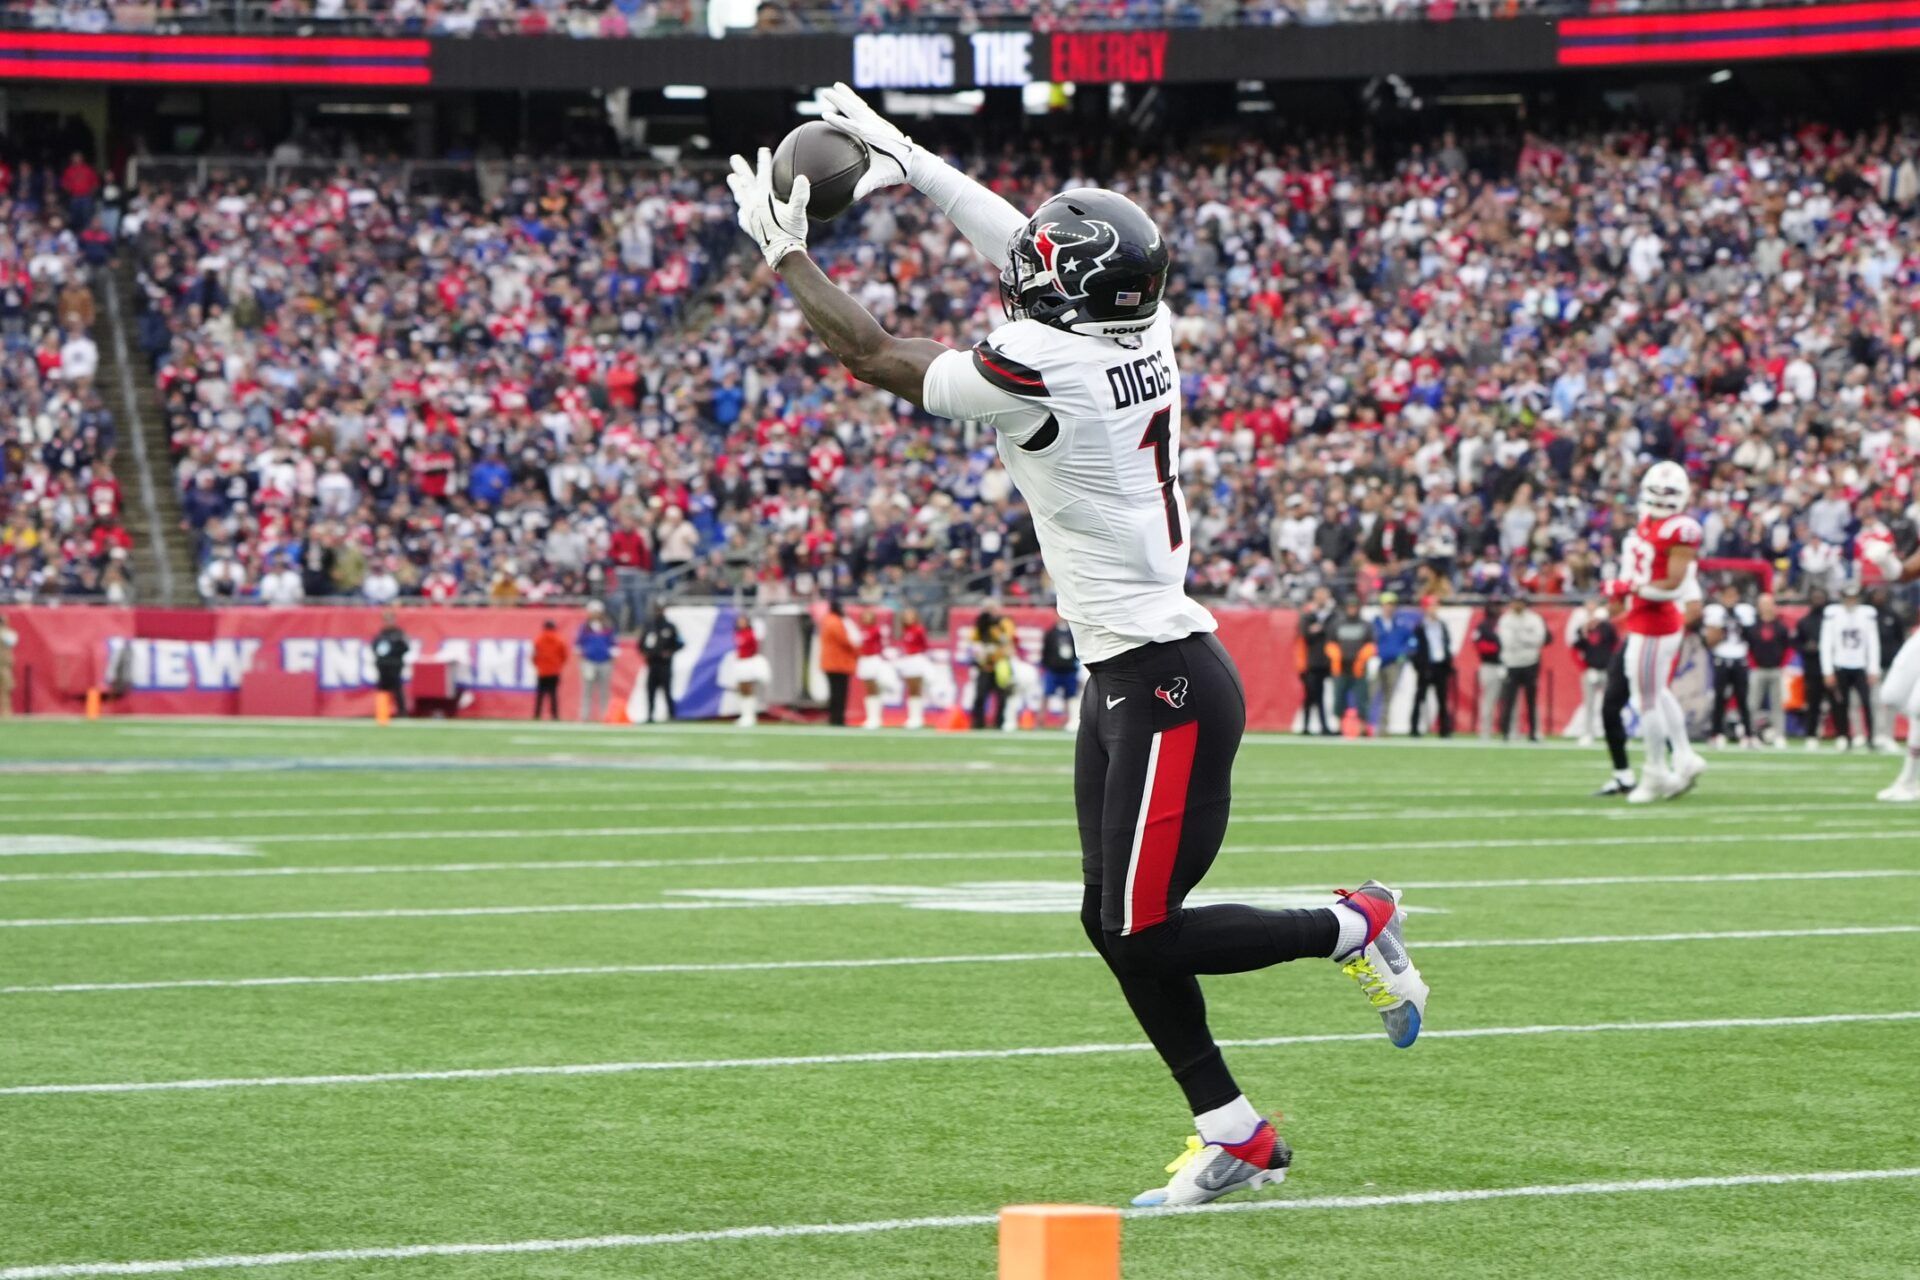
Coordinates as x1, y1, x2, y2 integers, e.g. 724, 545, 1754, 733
1670, 751, 1708, 796
1627, 768, 1672, 804
1877, 778, 1920, 803
1593, 775, 1634, 797
1130, 1120, 1291, 1208
1336, 881, 1429, 1049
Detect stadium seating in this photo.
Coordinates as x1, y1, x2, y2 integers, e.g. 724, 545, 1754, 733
77, 121, 1920, 610
0, 169, 131, 604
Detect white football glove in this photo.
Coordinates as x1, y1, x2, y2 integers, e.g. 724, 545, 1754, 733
726, 148, 810, 271
1866, 541, 1904, 578
818, 81, 918, 200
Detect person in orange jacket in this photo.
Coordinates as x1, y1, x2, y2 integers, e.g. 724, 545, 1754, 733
532, 619, 569, 720
818, 599, 859, 726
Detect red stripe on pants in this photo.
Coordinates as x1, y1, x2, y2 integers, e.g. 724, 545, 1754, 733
1126, 720, 1199, 934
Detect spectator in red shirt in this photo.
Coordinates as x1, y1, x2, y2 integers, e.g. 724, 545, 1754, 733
60, 153, 99, 226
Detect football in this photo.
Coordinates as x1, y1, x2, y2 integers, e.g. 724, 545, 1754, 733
772, 121, 869, 222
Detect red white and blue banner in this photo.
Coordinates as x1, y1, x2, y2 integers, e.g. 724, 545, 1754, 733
1559, 0, 1920, 66
0, 32, 431, 85
2, 602, 1855, 738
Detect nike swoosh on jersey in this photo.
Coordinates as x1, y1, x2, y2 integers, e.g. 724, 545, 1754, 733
1106, 695, 1126, 709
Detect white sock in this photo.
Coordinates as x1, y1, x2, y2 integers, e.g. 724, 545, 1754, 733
1658, 690, 1697, 762
1902, 719, 1920, 782
1329, 900, 1369, 959
864, 694, 881, 727
738, 693, 756, 723
1640, 696, 1670, 776
1614, 768, 1636, 785
906, 695, 923, 727
1194, 1094, 1262, 1147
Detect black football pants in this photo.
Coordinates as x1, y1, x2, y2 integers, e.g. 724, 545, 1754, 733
1603, 646, 1631, 772
1711, 659, 1752, 740
1075, 633, 1337, 1116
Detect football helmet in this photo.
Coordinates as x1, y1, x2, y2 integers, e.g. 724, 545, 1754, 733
1000, 187, 1169, 338
1637, 460, 1691, 519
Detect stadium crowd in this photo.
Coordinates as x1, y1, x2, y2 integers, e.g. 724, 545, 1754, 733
0, 148, 134, 605
13, 114, 1920, 619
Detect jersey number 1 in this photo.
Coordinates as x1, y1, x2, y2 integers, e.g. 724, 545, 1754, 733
1138, 407, 1183, 551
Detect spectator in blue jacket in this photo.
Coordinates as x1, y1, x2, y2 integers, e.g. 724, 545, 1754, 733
1371, 591, 1421, 733
468, 454, 511, 509
576, 601, 618, 722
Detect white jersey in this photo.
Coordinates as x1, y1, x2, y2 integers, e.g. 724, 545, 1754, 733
923, 307, 1216, 663
1703, 600, 1756, 661
1821, 603, 1880, 674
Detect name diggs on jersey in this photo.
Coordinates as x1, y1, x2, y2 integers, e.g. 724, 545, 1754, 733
1107, 351, 1173, 410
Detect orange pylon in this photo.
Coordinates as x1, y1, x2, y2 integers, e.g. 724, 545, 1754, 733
998, 1204, 1120, 1280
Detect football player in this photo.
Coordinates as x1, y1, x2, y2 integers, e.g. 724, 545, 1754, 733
1862, 540, 1920, 801
1605, 462, 1707, 802
727, 85, 1428, 1207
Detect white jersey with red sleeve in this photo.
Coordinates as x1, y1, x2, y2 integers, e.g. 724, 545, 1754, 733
919, 310, 1217, 663
1621, 513, 1703, 636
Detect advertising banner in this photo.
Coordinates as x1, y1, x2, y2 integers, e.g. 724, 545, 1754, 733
1559, 0, 1920, 67
8, 603, 1854, 741
0, 15, 1903, 92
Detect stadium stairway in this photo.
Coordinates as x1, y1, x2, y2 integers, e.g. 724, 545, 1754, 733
102, 259, 190, 604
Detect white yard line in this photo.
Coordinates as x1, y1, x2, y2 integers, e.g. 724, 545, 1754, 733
2, 1011, 1914, 1098
1, 1166, 1911, 1278
53, 803, 1902, 846
0, 795, 1069, 825
0, 851, 1069, 884
6, 926, 1914, 997
0, 777, 1070, 807
0, 951, 1091, 995
1227, 831, 1920, 854
4, 868, 1915, 927
6, 851, 1918, 889
0, 902, 769, 930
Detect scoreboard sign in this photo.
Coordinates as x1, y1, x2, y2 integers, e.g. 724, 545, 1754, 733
850, 29, 1165, 91
1046, 31, 1168, 84
851, 32, 956, 89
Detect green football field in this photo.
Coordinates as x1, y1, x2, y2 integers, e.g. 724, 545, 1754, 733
3, 716, 1917, 1279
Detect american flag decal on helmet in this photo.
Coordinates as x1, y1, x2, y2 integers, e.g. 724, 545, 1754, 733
1115, 291, 1142, 306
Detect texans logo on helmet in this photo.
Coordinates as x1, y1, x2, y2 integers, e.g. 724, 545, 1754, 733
1154, 677, 1188, 709
1030, 219, 1121, 301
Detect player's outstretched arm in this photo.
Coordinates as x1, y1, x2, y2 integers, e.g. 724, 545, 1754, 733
818, 83, 1027, 269
779, 252, 947, 406
727, 148, 946, 407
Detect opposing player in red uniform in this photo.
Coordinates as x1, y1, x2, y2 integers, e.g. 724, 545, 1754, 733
895, 608, 932, 729
1606, 462, 1702, 803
